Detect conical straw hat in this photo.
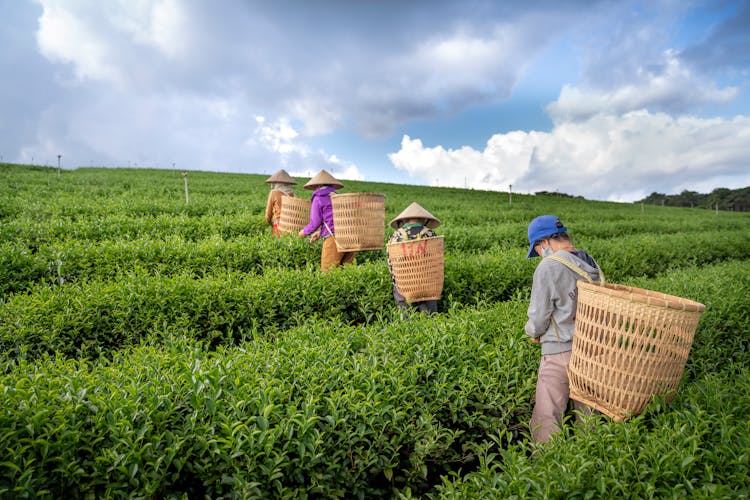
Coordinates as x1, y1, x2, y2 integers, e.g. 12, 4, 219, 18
390, 202, 441, 229
265, 169, 297, 185
304, 169, 344, 190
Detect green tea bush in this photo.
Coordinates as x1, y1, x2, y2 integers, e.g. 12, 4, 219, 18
0, 212, 269, 245
627, 260, 750, 379
2, 260, 749, 497
3, 222, 746, 301
0, 263, 392, 360
583, 229, 749, 281
0, 302, 537, 498
431, 260, 750, 498
0, 253, 532, 360
432, 364, 750, 499
2, 164, 750, 498
3, 241, 749, 362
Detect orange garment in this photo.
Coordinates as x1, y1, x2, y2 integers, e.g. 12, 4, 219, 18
265, 190, 294, 236
320, 236, 356, 272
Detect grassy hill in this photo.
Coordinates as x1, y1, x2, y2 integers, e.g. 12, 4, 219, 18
1, 164, 749, 497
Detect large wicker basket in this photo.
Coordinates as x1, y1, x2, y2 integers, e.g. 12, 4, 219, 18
278, 197, 311, 235
386, 236, 444, 302
568, 281, 705, 421
330, 193, 385, 251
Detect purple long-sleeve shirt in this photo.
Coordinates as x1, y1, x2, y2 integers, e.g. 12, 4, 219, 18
302, 185, 336, 237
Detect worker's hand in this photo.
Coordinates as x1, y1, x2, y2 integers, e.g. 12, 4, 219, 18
309, 232, 321, 243
298, 230, 306, 238
529, 337, 541, 344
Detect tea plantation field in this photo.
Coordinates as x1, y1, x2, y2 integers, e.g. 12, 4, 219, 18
1, 164, 749, 498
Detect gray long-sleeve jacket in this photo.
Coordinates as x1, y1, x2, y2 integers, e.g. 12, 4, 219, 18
524, 250, 601, 355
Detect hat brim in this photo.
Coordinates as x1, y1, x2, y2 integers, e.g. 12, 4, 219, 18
527, 242, 539, 258
264, 169, 297, 184
389, 202, 440, 229
303, 170, 343, 190
304, 182, 344, 190
389, 217, 441, 229
526, 226, 567, 258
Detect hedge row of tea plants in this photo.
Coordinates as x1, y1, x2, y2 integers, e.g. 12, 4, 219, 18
0, 300, 537, 498
2, 228, 749, 361
434, 364, 750, 498
0, 263, 391, 360
2, 164, 750, 497
434, 259, 750, 497
0, 212, 268, 245
5, 226, 748, 362
1, 260, 748, 497
2, 219, 748, 301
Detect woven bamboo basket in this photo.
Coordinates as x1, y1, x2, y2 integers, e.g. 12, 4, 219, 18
330, 193, 385, 251
278, 197, 311, 235
386, 236, 444, 302
568, 281, 705, 422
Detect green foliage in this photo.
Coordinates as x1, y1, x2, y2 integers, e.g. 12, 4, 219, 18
1, 164, 750, 497
433, 365, 750, 498
639, 186, 750, 211
0, 304, 537, 497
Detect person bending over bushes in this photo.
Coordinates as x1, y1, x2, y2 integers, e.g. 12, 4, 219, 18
525, 215, 603, 443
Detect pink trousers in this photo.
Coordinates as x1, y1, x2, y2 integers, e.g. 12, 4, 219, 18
530, 351, 591, 443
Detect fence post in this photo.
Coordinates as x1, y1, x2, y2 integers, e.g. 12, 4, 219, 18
182, 171, 189, 205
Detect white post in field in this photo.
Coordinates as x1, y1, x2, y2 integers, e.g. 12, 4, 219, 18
509, 184, 512, 206
182, 171, 189, 205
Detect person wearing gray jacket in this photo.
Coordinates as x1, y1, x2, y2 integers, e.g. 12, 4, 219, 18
524, 215, 602, 444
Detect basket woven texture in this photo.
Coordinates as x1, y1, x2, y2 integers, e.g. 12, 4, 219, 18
279, 197, 311, 235
569, 281, 705, 421
386, 236, 444, 302
330, 193, 385, 251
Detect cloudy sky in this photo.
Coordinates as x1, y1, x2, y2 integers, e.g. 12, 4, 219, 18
2, 0, 749, 202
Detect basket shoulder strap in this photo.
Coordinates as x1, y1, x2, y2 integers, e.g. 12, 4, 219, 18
546, 254, 596, 283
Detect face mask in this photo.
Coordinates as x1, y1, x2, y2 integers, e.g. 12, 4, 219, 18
541, 245, 554, 258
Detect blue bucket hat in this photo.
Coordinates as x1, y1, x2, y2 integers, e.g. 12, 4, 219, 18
526, 215, 567, 258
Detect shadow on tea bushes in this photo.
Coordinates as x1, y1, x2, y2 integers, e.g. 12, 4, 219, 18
1, 253, 537, 361
0, 264, 394, 360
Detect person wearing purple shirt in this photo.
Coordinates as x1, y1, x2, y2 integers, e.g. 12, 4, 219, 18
298, 169, 356, 272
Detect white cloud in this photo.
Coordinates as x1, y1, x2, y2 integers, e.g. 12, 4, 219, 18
254, 117, 364, 181
288, 97, 343, 137
389, 111, 750, 202
408, 26, 524, 98
326, 155, 364, 182
133, 0, 189, 58
548, 52, 739, 122
35, 0, 191, 86
255, 117, 300, 155
36, 3, 124, 83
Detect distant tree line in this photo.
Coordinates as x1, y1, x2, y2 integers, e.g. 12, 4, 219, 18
637, 187, 750, 212
534, 190, 584, 199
